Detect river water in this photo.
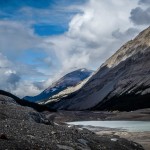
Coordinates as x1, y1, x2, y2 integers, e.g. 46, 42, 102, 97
68, 121, 150, 132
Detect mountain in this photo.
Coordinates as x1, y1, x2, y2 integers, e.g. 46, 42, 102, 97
44, 26, 150, 111
24, 68, 93, 102
39, 73, 91, 105
0, 90, 48, 112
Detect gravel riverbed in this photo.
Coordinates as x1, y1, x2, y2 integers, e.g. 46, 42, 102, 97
0, 95, 145, 150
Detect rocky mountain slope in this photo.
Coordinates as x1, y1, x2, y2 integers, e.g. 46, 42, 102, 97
0, 90, 48, 112
44, 26, 150, 111
39, 75, 91, 105
24, 68, 93, 102
0, 91, 144, 150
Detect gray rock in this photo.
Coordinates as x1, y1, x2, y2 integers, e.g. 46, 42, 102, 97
46, 26, 150, 111
57, 144, 74, 150
0, 92, 144, 150
77, 139, 88, 146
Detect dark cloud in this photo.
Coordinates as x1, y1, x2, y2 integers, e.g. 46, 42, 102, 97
125, 28, 139, 36
138, 0, 150, 5
130, 7, 150, 25
7, 73, 21, 89
112, 28, 139, 39
7, 73, 20, 84
33, 81, 45, 90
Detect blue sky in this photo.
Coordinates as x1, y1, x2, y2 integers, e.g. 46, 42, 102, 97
0, 0, 149, 97
0, 0, 84, 74
0, 0, 83, 40
0, 0, 87, 97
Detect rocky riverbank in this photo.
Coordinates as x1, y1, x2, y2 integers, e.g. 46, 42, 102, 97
0, 93, 145, 150
97, 130, 150, 150
43, 109, 150, 150
45, 109, 150, 123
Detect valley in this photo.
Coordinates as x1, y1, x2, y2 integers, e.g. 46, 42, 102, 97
0, 91, 145, 150
1, 22, 150, 150
36, 27, 150, 112
49, 110, 150, 150
1, 0, 150, 149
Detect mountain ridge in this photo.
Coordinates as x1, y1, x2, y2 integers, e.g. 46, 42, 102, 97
0, 90, 49, 112
24, 68, 93, 102
43, 26, 150, 111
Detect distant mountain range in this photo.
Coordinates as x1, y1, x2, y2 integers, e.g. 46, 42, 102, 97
41, 26, 150, 111
24, 68, 93, 102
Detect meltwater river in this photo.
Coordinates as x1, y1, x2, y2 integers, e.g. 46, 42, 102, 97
68, 121, 150, 132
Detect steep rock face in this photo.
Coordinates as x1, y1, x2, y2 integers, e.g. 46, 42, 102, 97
46, 26, 150, 111
24, 68, 93, 102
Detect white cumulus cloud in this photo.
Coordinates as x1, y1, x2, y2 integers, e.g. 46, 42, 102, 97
43, 0, 146, 81
0, 0, 149, 97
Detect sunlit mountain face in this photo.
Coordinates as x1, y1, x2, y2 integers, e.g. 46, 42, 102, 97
24, 68, 93, 102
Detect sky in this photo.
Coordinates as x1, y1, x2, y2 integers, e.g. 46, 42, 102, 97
0, 0, 149, 97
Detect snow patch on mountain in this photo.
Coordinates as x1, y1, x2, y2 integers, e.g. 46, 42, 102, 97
24, 68, 93, 102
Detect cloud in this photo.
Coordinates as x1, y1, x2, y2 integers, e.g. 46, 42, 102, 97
112, 28, 139, 40
0, 1, 84, 32
0, 20, 42, 54
0, 20, 56, 97
45, 0, 140, 73
0, 1, 87, 97
35, 0, 146, 88
0, 53, 45, 97
10, 81, 42, 98
7, 73, 21, 86
138, 0, 150, 5
0, 53, 11, 68
0, 0, 149, 97
130, 7, 150, 25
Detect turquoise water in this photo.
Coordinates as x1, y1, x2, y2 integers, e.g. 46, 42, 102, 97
68, 121, 150, 132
